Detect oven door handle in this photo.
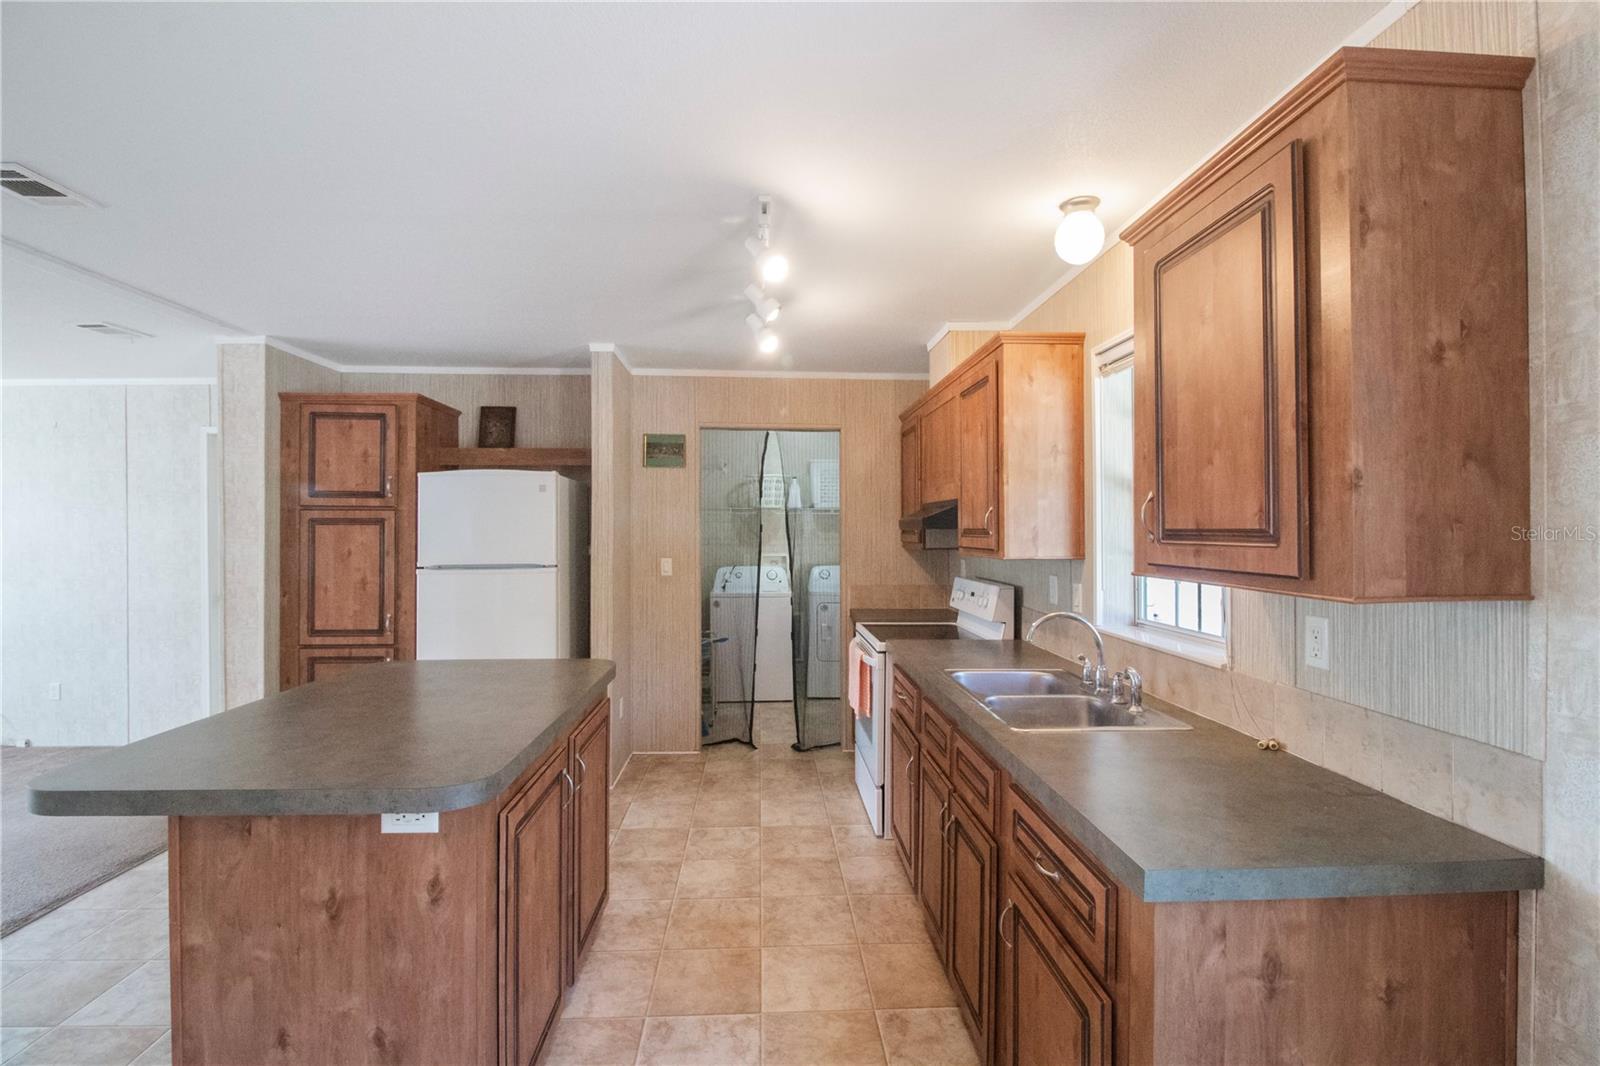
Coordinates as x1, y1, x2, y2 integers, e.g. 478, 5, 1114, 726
852, 637, 882, 669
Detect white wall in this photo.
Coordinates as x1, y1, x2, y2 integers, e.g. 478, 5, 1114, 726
1, 382, 215, 745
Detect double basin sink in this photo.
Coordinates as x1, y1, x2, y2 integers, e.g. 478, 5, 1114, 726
946, 669, 1191, 733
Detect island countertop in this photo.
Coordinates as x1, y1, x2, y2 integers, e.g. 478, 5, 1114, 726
888, 640, 1543, 903
28, 659, 615, 817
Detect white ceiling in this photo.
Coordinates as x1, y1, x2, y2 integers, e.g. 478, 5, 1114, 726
2, 2, 1387, 375
2, 243, 226, 379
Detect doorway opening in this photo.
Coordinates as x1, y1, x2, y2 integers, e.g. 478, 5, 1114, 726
700, 428, 841, 752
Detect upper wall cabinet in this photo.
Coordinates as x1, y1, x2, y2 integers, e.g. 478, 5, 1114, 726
901, 332, 1086, 559
1123, 46, 1535, 602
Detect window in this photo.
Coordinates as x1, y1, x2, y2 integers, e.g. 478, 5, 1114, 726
1137, 576, 1225, 638
1091, 333, 1227, 658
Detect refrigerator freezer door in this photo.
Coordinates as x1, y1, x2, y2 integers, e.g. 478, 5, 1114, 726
416, 568, 559, 659
417, 470, 558, 567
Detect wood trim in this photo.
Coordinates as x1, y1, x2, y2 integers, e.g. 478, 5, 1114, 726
437, 446, 592, 471
281, 391, 462, 418
1121, 46, 1533, 244
900, 331, 1086, 422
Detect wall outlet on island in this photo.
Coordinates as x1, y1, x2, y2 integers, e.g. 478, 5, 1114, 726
381, 812, 439, 834
1305, 616, 1330, 670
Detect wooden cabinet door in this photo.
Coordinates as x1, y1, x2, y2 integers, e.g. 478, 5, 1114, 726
916, 762, 952, 958
947, 802, 998, 1055
900, 420, 922, 520
298, 510, 396, 645
889, 713, 920, 883
499, 753, 570, 1066
1135, 141, 1306, 578
995, 875, 1112, 1066
294, 646, 394, 688
920, 396, 960, 505
297, 403, 400, 507
958, 361, 1000, 552
569, 702, 610, 979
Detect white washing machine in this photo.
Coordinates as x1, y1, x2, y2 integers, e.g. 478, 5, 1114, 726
709, 565, 794, 703
806, 566, 841, 699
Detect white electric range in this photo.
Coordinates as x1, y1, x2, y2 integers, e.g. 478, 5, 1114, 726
849, 578, 1015, 835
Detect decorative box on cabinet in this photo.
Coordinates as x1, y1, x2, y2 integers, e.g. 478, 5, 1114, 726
1124, 46, 1535, 602
898, 332, 1085, 559
279, 392, 461, 689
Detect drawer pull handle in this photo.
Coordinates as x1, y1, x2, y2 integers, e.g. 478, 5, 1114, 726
560, 768, 575, 809
983, 506, 994, 531
385, 474, 394, 498
1030, 852, 1063, 883
998, 899, 1015, 948
574, 752, 587, 793
1140, 491, 1156, 542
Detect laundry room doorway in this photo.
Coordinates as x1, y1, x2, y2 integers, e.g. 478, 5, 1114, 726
700, 428, 841, 751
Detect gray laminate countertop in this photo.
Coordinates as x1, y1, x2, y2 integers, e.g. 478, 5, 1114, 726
888, 640, 1542, 903
28, 660, 615, 817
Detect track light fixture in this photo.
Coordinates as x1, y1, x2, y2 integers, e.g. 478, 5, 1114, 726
746, 195, 790, 284
743, 283, 781, 324
745, 313, 781, 356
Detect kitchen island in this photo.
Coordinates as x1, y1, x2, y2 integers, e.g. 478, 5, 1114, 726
881, 639, 1541, 1066
29, 659, 615, 1066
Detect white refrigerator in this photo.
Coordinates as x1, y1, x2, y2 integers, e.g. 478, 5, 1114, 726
416, 470, 590, 660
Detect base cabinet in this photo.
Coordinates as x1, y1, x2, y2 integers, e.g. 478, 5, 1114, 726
499, 751, 569, 1066
884, 682, 1521, 1066
996, 874, 1112, 1066
569, 702, 610, 977
916, 762, 952, 956
947, 800, 998, 1055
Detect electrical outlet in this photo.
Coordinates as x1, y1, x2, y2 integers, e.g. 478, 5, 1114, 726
659, 557, 673, 577
381, 812, 439, 834
1304, 616, 1330, 670
1047, 575, 1059, 605
1071, 582, 1083, 612
47, 682, 61, 701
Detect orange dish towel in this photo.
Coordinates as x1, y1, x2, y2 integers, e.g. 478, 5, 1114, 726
848, 641, 872, 719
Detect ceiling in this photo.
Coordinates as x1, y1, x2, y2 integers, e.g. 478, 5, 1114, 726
2, 2, 1387, 375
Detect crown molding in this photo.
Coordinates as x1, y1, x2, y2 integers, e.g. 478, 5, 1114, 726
923, 321, 1011, 352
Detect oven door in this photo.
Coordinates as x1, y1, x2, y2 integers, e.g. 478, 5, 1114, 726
851, 635, 887, 779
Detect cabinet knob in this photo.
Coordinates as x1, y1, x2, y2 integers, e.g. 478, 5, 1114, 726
1140, 491, 1156, 542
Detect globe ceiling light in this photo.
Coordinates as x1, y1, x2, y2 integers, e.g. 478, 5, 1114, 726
1054, 195, 1105, 265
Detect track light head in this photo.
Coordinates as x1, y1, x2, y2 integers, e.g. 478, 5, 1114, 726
743, 284, 782, 323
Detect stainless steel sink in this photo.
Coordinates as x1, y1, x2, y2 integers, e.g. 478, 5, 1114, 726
946, 670, 1192, 733
978, 694, 1190, 732
947, 669, 1078, 697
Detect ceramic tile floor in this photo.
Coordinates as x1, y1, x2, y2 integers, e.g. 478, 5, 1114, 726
0, 707, 975, 1066
0, 853, 171, 1066
552, 705, 980, 1065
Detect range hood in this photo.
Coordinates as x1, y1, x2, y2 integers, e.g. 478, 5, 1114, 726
899, 499, 958, 549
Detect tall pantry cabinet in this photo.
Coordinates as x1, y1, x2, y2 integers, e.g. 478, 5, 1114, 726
279, 393, 461, 690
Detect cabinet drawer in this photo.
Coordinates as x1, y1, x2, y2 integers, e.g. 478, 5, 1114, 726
949, 730, 1000, 832
891, 668, 919, 721
918, 701, 953, 771
1006, 788, 1116, 983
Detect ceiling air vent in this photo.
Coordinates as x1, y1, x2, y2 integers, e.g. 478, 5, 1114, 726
76, 322, 154, 340
1, 164, 95, 206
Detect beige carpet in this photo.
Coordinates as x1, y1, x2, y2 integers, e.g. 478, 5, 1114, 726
1, 746, 167, 935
